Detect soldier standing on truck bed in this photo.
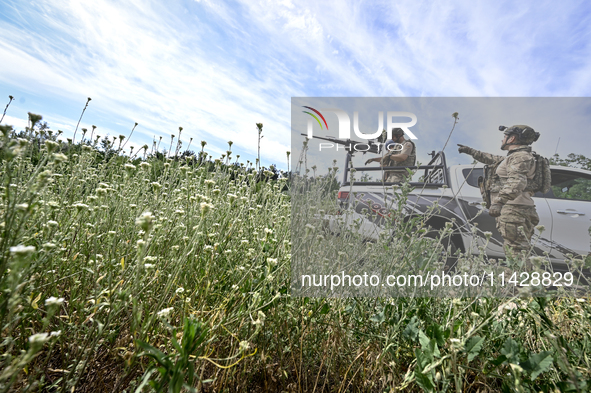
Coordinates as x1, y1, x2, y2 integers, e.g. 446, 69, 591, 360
458, 125, 541, 257
365, 128, 416, 182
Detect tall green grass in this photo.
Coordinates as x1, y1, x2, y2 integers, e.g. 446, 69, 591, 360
0, 115, 590, 392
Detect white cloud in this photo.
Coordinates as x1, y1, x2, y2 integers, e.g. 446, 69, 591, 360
1, 115, 28, 130
0, 0, 590, 170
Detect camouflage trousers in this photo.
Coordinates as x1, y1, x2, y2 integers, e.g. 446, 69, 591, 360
495, 204, 539, 256
385, 171, 408, 183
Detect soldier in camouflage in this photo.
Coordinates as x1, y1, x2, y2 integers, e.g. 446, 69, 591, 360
365, 128, 417, 182
458, 125, 541, 257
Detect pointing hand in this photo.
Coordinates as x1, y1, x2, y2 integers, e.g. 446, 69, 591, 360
457, 144, 472, 154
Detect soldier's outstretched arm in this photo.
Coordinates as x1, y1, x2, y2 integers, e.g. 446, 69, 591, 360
493, 154, 534, 204
471, 150, 504, 165
458, 144, 503, 165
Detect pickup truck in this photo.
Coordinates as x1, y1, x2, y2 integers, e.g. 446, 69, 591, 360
327, 150, 591, 272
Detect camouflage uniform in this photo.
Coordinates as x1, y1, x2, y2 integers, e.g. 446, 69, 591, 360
464, 146, 539, 255
381, 139, 416, 182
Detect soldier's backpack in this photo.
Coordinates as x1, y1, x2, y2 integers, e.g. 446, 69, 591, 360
525, 152, 552, 195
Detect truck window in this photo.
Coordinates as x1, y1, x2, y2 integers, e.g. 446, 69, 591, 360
549, 170, 591, 201
462, 168, 483, 188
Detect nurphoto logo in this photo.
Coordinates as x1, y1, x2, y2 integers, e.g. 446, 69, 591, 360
302, 106, 418, 140
302, 106, 418, 152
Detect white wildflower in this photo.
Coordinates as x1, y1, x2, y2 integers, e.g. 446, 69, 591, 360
135, 212, 154, 231
42, 242, 56, 250
45, 297, 65, 306
239, 341, 250, 352
28, 333, 50, 344
16, 203, 29, 211
51, 153, 68, 163
200, 202, 214, 215
157, 307, 173, 318
10, 245, 36, 257
72, 203, 89, 212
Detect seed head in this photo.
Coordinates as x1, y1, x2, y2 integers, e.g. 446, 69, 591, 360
28, 112, 43, 128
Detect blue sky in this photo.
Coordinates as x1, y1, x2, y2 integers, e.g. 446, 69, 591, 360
1, 0, 591, 169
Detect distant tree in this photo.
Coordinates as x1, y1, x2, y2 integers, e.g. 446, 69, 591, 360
550, 153, 591, 171
550, 153, 591, 201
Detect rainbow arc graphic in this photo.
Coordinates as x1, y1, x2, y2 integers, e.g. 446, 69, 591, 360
302, 106, 328, 130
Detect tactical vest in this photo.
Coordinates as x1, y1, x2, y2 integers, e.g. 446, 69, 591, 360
477, 149, 551, 208
478, 161, 502, 208
385, 140, 416, 167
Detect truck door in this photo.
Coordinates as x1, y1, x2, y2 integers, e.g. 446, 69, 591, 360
453, 166, 553, 257
544, 168, 591, 257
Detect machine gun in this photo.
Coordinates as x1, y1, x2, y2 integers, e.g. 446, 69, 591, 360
300, 133, 382, 154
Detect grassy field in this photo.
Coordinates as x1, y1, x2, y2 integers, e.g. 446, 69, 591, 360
0, 116, 590, 392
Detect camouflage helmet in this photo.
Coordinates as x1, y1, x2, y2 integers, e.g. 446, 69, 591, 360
499, 125, 540, 145
391, 127, 405, 136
